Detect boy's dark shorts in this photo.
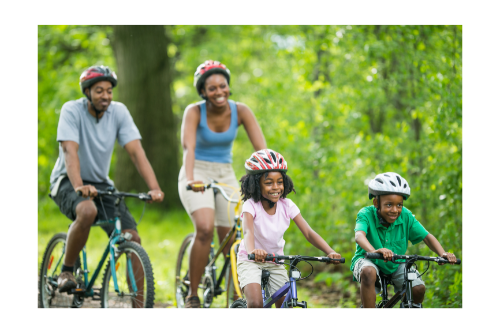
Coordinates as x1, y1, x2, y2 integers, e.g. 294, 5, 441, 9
50, 177, 137, 236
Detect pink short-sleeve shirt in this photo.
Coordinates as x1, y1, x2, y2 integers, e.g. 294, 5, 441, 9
238, 198, 300, 262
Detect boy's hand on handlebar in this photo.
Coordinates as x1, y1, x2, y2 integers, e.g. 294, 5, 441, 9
250, 249, 268, 263
327, 252, 342, 265
148, 189, 164, 203
187, 180, 205, 193
440, 252, 456, 265
374, 248, 394, 262
75, 185, 98, 198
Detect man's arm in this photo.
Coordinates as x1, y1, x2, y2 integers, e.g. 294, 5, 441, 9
124, 139, 164, 203
62, 141, 97, 197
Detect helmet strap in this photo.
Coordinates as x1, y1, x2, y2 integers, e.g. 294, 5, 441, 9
85, 90, 104, 124
375, 195, 390, 227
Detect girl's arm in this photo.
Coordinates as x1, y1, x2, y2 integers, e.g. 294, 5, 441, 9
242, 212, 267, 262
423, 233, 457, 265
237, 103, 266, 151
293, 213, 341, 264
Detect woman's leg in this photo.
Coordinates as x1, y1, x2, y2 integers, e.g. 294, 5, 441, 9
243, 284, 263, 308
188, 208, 215, 298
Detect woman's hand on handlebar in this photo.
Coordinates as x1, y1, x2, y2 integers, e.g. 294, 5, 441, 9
148, 189, 164, 203
75, 185, 98, 198
373, 248, 394, 262
440, 252, 457, 265
250, 249, 268, 263
187, 180, 206, 193
327, 252, 342, 265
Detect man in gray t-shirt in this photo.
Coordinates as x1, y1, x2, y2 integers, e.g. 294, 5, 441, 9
49, 66, 164, 296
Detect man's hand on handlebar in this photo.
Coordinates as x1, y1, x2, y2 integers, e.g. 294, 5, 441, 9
250, 249, 268, 263
75, 185, 98, 198
148, 189, 164, 203
440, 252, 457, 265
373, 248, 394, 262
327, 252, 342, 265
187, 180, 205, 193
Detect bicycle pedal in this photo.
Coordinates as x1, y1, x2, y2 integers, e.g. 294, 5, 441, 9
69, 287, 86, 294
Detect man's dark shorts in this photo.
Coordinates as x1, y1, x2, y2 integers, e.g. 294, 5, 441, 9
50, 177, 137, 236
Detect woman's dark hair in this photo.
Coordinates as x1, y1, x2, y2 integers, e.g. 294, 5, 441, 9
239, 171, 295, 202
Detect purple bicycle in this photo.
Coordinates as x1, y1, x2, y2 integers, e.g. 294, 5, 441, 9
230, 253, 345, 308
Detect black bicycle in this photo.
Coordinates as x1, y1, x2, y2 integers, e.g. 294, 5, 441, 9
364, 252, 461, 308
39, 187, 155, 308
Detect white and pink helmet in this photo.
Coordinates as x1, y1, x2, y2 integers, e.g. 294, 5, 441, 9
245, 149, 288, 175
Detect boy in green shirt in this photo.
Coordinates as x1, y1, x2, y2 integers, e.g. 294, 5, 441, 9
350, 172, 457, 308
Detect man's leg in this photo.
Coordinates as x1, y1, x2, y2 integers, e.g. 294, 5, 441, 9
59, 200, 97, 291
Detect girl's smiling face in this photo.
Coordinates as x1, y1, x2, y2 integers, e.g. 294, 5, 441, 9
259, 171, 284, 204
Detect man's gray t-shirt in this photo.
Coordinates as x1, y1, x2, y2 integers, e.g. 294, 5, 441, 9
49, 97, 141, 188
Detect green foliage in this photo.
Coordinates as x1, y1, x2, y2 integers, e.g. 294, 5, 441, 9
38, 25, 462, 307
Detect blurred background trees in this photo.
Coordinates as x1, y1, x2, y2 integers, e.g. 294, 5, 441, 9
38, 25, 462, 307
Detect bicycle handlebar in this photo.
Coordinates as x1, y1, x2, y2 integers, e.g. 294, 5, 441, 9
76, 188, 152, 201
248, 253, 345, 263
186, 182, 240, 203
364, 252, 461, 265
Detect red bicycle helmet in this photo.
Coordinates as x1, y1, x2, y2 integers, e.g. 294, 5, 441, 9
79, 65, 117, 94
193, 60, 231, 96
245, 149, 288, 175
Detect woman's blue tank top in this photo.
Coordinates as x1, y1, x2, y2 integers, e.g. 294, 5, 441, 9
195, 100, 239, 163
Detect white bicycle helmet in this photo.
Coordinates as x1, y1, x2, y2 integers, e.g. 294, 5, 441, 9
368, 172, 411, 200
244, 149, 288, 175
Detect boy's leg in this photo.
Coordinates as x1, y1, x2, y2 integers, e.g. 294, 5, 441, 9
391, 264, 426, 306
353, 259, 382, 308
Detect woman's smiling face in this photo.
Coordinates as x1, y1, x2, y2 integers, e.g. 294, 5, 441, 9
202, 73, 229, 107
259, 171, 284, 204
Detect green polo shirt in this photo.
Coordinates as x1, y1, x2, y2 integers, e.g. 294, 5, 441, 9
350, 205, 429, 276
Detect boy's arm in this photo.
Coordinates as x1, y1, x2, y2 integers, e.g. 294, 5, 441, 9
355, 230, 394, 262
423, 233, 457, 264
242, 212, 267, 262
293, 214, 342, 264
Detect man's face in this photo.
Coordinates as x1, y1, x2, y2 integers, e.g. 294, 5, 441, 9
374, 194, 404, 224
86, 80, 113, 111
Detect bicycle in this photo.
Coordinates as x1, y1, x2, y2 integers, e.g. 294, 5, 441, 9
39, 186, 155, 308
364, 252, 462, 308
230, 253, 345, 308
175, 180, 244, 308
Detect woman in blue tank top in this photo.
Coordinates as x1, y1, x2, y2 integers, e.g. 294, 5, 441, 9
178, 60, 266, 307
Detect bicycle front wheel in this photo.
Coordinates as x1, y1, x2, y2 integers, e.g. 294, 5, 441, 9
175, 233, 194, 308
101, 241, 155, 308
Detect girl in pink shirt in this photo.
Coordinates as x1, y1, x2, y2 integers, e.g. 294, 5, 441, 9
237, 149, 342, 308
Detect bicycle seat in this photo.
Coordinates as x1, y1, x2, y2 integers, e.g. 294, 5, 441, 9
379, 272, 393, 286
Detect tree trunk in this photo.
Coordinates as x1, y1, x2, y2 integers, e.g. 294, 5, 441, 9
111, 25, 181, 209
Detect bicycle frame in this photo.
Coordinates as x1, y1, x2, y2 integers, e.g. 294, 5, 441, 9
378, 259, 418, 308
261, 258, 307, 308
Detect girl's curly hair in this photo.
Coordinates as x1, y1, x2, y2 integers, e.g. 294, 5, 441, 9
239, 171, 296, 202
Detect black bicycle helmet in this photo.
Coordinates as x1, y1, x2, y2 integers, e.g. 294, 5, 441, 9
79, 65, 117, 94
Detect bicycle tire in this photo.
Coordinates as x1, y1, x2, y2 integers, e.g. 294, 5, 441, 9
38, 233, 83, 308
229, 298, 247, 308
175, 233, 194, 308
101, 241, 155, 308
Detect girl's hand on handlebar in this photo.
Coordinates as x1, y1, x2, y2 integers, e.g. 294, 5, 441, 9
374, 248, 394, 262
250, 249, 268, 263
75, 185, 98, 198
327, 252, 342, 265
187, 180, 205, 193
440, 252, 457, 265
148, 189, 164, 203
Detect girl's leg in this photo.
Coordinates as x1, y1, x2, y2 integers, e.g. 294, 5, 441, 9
188, 208, 215, 298
275, 295, 286, 308
243, 284, 263, 308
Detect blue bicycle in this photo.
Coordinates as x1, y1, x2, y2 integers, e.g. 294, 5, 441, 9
230, 253, 345, 308
38, 187, 155, 308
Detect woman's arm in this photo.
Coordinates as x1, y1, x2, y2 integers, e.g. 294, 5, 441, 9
237, 103, 266, 151
242, 212, 267, 262
180, 105, 204, 192
293, 213, 341, 264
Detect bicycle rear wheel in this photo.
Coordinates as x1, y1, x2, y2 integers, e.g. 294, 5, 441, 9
38, 233, 83, 308
175, 233, 194, 308
229, 298, 247, 308
101, 241, 155, 308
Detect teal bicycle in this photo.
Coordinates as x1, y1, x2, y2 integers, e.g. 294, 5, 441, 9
38, 187, 155, 308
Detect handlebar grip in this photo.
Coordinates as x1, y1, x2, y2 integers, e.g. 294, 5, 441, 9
248, 254, 255, 260
76, 190, 82, 197
186, 185, 192, 190
456, 259, 461, 265
365, 253, 384, 259
248, 254, 275, 261
339, 258, 345, 263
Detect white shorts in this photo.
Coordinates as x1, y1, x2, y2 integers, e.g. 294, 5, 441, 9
237, 260, 289, 296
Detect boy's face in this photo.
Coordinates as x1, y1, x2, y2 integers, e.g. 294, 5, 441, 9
374, 194, 404, 224
259, 171, 284, 204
